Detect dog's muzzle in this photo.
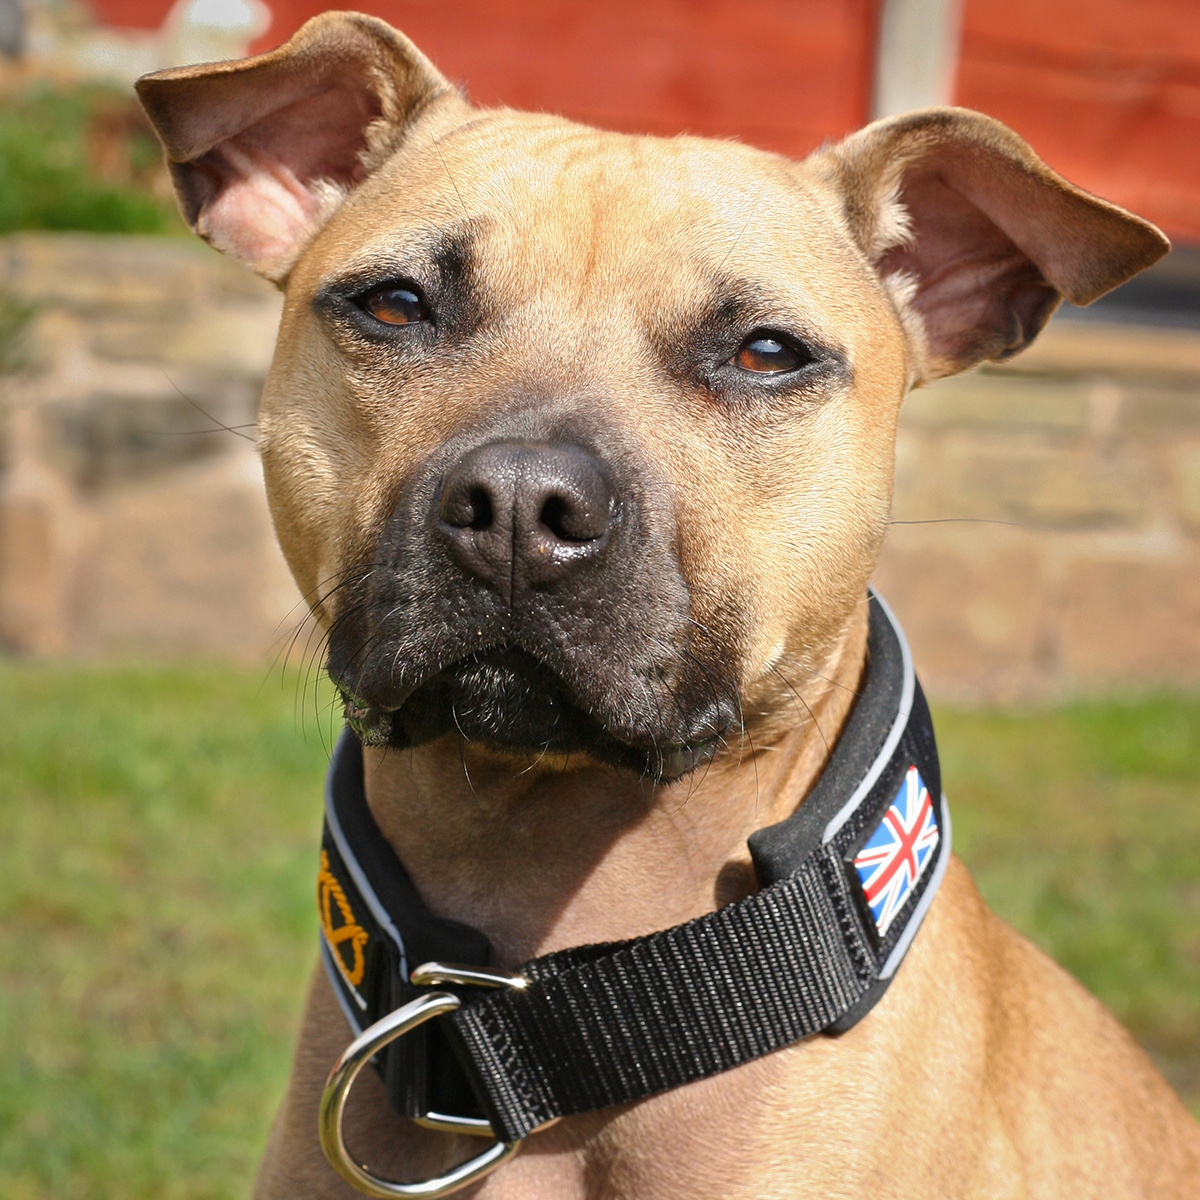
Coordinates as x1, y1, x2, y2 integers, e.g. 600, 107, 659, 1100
326, 429, 738, 779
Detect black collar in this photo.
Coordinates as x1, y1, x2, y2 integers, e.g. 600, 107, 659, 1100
316, 590, 951, 1145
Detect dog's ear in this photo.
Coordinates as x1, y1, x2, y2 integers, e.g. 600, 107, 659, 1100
135, 11, 459, 281
818, 107, 1169, 382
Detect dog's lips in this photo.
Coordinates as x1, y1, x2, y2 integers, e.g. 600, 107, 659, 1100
334, 646, 724, 780
340, 692, 410, 741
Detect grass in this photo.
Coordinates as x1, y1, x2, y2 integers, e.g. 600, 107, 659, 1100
0, 665, 1196, 1198
0, 666, 336, 1200
0, 82, 180, 235
939, 698, 1200, 1110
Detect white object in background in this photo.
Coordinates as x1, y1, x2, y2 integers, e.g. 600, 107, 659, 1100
872, 0, 964, 118
163, 0, 270, 67
24, 0, 270, 83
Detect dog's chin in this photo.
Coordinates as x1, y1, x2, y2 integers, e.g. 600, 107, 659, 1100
337, 647, 719, 782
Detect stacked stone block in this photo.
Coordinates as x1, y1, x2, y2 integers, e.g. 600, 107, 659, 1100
0, 233, 296, 660
877, 323, 1200, 698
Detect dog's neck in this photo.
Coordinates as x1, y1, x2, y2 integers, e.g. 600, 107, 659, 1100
362, 606, 868, 969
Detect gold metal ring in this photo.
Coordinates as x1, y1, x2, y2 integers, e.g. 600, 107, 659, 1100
318, 989, 522, 1198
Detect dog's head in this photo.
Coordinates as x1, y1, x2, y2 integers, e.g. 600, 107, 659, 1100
137, 12, 1166, 781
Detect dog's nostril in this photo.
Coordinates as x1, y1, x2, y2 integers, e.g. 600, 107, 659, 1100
540, 494, 578, 542
539, 492, 610, 543
439, 482, 495, 530
467, 486, 493, 531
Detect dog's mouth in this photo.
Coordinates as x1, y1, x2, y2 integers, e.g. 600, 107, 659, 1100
335, 646, 723, 782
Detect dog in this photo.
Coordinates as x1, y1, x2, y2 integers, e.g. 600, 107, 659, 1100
136, 12, 1200, 1197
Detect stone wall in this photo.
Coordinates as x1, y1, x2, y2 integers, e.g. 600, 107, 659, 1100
877, 324, 1200, 699
3, 233, 1199, 698
0, 234, 297, 661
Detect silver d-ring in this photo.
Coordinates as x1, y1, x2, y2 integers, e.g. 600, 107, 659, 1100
318, 991, 522, 1198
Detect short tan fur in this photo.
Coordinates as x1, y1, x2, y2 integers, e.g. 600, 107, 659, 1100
137, 14, 1198, 1197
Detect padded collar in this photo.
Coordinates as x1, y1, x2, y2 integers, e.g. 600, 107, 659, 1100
316, 590, 951, 1142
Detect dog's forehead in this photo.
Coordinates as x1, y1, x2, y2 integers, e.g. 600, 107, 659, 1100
308, 112, 873, 316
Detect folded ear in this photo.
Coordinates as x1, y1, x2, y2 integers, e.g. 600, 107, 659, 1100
135, 11, 460, 281
819, 107, 1169, 382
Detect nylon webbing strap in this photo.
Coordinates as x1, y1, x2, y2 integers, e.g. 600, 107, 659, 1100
446, 846, 875, 1140
317, 590, 952, 1142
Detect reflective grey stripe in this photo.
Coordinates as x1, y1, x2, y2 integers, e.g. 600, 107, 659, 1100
324, 743, 410, 980
822, 587, 915, 844
321, 936, 366, 1033
319, 927, 368, 1011
878, 797, 952, 979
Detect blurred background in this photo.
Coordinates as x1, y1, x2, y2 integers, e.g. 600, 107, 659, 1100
1, 2, 1198, 1197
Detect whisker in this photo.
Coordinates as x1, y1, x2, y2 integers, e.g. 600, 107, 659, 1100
889, 517, 1017, 526
159, 370, 257, 443
768, 663, 830, 758
716, 188, 761, 275
433, 136, 469, 220
456, 731, 479, 803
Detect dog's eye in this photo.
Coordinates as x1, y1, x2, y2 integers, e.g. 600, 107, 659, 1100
360, 284, 430, 326
732, 332, 808, 374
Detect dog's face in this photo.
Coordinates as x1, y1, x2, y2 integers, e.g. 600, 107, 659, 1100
137, 13, 1166, 781
267, 116, 907, 778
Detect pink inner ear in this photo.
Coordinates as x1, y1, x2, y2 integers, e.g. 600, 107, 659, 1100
880, 170, 1059, 369
189, 80, 381, 271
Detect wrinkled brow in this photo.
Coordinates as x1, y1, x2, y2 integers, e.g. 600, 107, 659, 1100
647, 277, 849, 386
315, 219, 482, 301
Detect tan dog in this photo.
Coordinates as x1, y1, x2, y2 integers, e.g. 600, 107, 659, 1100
137, 13, 1200, 1197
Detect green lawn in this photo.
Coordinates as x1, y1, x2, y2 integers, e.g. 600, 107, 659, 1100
939, 699, 1200, 1111
0, 667, 334, 1200
0, 83, 180, 235
0, 665, 1197, 1198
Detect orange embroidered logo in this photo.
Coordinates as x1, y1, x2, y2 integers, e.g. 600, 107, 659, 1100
318, 849, 370, 988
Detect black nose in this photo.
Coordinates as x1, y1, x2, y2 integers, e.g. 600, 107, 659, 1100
435, 440, 617, 603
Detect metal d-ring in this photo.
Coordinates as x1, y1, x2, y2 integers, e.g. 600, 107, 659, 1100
407, 963, 529, 1139
318, 965, 528, 1198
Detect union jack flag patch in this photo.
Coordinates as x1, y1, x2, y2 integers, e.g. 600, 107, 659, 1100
853, 765, 939, 937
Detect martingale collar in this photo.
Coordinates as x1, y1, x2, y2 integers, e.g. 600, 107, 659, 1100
317, 590, 951, 1148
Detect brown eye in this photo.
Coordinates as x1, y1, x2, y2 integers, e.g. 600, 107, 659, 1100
361, 284, 429, 326
733, 333, 806, 374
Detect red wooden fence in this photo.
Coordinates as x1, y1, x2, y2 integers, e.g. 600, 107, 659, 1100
250, 0, 881, 158
957, 0, 1200, 242
86, 0, 1200, 242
